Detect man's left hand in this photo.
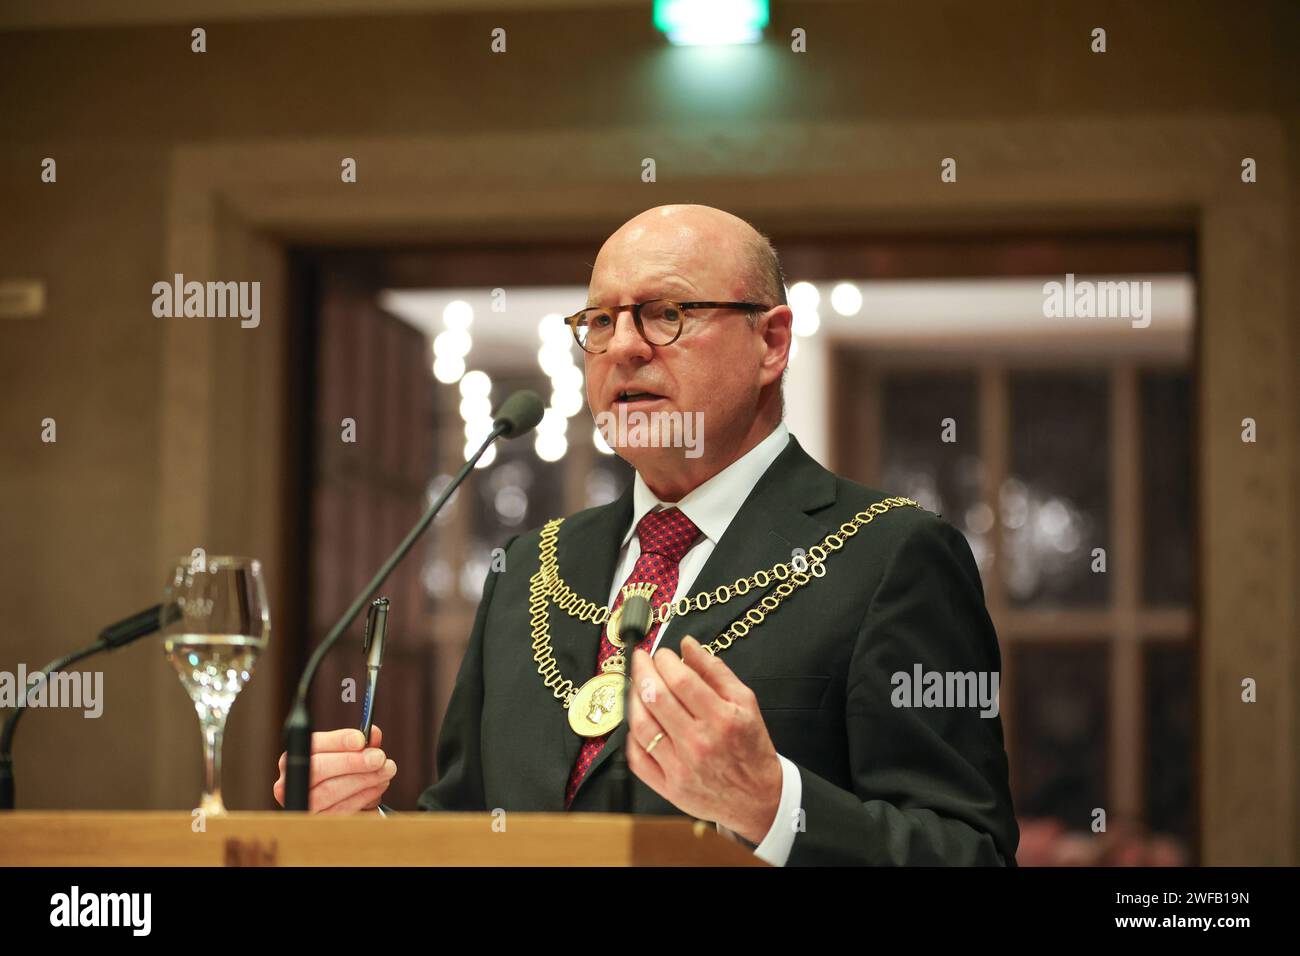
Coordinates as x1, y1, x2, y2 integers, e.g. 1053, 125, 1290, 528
626, 635, 783, 844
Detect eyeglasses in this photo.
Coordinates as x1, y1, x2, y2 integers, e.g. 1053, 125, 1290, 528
564, 299, 771, 354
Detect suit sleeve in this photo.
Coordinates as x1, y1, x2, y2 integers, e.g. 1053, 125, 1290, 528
786, 513, 1019, 865
415, 535, 517, 812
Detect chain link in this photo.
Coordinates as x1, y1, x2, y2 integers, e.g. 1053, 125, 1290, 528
527, 496, 919, 701
539, 496, 917, 626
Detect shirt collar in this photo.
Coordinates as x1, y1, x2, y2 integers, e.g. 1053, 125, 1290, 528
624, 421, 791, 549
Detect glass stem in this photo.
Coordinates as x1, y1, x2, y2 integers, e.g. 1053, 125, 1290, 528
198, 707, 228, 815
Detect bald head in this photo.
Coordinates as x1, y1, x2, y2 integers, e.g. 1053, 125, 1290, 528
594, 204, 786, 312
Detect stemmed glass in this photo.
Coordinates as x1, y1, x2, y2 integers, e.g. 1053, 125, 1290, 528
161, 555, 270, 815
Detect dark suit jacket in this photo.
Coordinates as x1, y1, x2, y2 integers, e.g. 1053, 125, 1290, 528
415, 436, 1019, 865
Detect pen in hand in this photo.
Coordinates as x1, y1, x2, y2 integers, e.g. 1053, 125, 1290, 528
360, 597, 389, 746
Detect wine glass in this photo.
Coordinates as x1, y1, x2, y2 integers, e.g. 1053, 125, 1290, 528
161, 555, 270, 815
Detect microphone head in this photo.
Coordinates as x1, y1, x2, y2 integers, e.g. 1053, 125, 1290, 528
492, 390, 546, 438
617, 595, 654, 647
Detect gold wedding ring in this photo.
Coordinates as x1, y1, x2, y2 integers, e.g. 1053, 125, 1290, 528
645, 731, 665, 755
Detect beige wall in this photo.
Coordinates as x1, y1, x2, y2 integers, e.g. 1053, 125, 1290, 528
0, 0, 1295, 861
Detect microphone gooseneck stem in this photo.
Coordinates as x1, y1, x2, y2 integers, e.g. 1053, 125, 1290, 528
615, 595, 653, 815
2, 602, 176, 810
283, 421, 508, 812
1, 642, 115, 811
621, 668, 637, 815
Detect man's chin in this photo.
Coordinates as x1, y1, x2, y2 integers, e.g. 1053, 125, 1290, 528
591, 401, 709, 466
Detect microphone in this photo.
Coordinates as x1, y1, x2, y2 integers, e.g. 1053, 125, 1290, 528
618, 595, 654, 646
100, 602, 181, 648
615, 594, 654, 813
493, 389, 545, 437
0, 601, 181, 810
282, 389, 545, 811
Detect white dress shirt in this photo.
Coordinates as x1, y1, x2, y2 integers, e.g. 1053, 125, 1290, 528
606, 420, 802, 866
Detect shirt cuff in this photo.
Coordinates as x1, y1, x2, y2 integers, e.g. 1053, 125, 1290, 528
715, 754, 802, 867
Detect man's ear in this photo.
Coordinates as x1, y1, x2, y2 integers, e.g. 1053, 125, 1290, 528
758, 305, 793, 384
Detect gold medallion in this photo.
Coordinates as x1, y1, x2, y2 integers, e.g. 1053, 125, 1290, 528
606, 582, 658, 648
568, 668, 627, 737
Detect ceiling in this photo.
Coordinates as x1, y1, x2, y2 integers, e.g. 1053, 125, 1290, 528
0, 0, 652, 31
1, 0, 841, 31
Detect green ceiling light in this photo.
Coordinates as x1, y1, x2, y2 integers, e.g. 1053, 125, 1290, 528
654, 0, 769, 46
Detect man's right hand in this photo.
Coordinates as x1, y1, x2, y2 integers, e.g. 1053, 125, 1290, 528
272, 726, 397, 814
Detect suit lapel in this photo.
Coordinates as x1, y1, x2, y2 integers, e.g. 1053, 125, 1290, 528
579, 435, 839, 790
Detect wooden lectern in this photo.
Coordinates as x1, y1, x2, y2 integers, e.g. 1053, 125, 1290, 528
0, 812, 768, 866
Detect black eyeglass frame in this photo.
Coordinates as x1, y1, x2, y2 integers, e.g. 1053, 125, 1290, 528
563, 299, 772, 354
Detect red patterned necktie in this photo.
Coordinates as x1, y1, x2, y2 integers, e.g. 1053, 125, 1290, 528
564, 506, 702, 807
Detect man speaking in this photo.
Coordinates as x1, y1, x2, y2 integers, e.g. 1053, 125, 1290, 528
274, 204, 1018, 866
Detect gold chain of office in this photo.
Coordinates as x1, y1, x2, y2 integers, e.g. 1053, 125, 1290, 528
526, 495, 920, 709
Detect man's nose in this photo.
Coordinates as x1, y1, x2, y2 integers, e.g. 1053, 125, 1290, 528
603, 307, 653, 362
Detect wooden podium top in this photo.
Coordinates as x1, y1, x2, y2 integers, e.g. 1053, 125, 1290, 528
0, 811, 768, 867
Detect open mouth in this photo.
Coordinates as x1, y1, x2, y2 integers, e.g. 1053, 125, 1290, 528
615, 390, 666, 404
